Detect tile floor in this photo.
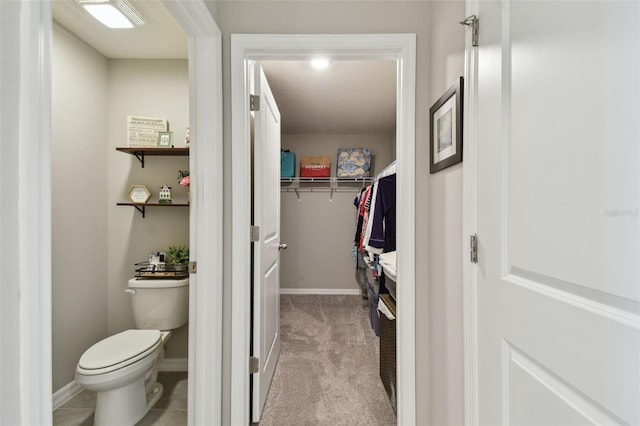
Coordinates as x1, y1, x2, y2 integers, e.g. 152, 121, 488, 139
53, 371, 187, 426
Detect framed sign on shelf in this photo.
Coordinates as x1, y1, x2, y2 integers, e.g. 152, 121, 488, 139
429, 76, 463, 173
157, 131, 174, 148
127, 116, 168, 147
128, 185, 151, 204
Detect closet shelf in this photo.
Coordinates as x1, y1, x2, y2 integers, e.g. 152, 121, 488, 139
281, 177, 372, 186
281, 177, 372, 201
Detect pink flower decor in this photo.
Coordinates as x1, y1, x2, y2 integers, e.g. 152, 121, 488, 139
177, 170, 190, 187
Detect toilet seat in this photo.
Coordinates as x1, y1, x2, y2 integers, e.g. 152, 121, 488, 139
77, 329, 162, 376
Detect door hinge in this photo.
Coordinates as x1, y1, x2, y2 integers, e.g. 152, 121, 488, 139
249, 356, 259, 374
460, 15, 479, 47
188, 261, 197, 274
250, 225, 260, 242
470, 234, 478, 264
250, 94, 260, 111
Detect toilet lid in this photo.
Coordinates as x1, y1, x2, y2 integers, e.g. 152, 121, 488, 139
79, 329, 162, 370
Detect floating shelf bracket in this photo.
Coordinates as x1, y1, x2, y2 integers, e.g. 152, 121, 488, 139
133, 205, 146, 218
133, 152, 145, 168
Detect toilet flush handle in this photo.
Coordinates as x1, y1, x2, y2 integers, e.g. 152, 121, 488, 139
125, 289, 137, 295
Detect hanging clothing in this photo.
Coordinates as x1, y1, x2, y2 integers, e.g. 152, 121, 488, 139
356, 185, 373, 253
361, 181, 378, 252
365, 174, 396, 254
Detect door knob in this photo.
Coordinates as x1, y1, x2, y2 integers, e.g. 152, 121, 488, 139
278, 243, 288, 250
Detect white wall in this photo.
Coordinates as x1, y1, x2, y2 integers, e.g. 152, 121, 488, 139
52, 24, 109, 392
218, 1, 431, 423
280, 133, 394, 292
428, 1, 465, 425
107, 59, 190, 359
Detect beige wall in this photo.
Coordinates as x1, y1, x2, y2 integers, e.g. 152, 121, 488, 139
52, 24, 110, 392
107, 59, 190, 359
280, 133, 394, 291
428, 1, 465, 424
52, 30, 191, 394
217, 1, 432, 423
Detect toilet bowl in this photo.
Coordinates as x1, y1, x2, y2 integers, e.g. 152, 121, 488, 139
75, 329, 169, 425
75, 278, 188, 426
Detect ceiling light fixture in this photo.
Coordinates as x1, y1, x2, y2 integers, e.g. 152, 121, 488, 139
311, 58, 330, 70
77, 0, 145, 29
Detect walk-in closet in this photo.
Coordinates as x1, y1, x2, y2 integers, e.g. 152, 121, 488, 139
254, 59, 399, 424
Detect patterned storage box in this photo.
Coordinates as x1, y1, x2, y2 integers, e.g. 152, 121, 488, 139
281, 150, 296, 177
300, 156, 331, 177
337, 148, 371, 177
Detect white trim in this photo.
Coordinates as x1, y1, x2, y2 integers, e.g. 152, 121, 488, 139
162, 2, 223, 425
463, 0, 480, 424
1, 1, 53, 424
159, 357, 189, 372
280, 288, 361, 296
52, 381, 83, 411
231, 33, 417, 426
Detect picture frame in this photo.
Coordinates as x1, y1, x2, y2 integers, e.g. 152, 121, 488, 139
128, 185, 151, 204
157, 131, 174, 148
429, 76, 463, 173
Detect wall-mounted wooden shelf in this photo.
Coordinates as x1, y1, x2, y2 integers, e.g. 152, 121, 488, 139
116, 147, 189, 168
117, 200, 189, 218
116, 147, 190, 217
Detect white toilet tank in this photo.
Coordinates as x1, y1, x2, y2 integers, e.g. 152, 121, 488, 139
127, 278, 189, 330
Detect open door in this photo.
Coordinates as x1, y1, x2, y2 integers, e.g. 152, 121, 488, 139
251, 63, 283, 423
468, 1, 639, 424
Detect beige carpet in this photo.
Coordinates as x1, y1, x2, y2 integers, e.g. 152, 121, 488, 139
258, 294, 396, 425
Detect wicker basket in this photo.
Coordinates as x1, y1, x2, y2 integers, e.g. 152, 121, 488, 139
379, 293, 397, 414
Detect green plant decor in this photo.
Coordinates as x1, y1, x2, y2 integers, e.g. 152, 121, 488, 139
166, 245, 189, 265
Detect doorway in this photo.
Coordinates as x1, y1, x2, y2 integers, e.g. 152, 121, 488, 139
230, 34, 417, 425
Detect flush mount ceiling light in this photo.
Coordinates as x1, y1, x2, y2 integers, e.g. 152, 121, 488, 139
77, 0, 145, 29
311, 58, 331, 70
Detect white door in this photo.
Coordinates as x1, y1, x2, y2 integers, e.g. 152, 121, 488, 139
252, 63, 282, 423
469, 1, 640, 424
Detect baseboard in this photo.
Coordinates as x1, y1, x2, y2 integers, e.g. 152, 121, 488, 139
52, 380, 83, 410
159, 357, 188, 372
280, 288, 361, 295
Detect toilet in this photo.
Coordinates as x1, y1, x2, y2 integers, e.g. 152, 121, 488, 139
75, 278, 189, 426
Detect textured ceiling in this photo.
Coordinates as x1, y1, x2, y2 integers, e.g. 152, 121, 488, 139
53, 1, 397, 133
261, 60, 396, 133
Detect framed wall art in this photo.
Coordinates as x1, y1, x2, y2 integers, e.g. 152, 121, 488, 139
429, 76, 463, 173
157, 131, 174, 148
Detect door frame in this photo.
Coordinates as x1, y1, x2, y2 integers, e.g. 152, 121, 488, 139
462, 1, 480, 424
8, 0, 222, 423
161, 2, 223, 425
230, 33, 417, 425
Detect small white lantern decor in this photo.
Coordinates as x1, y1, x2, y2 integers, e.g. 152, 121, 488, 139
159, 185, 172, 204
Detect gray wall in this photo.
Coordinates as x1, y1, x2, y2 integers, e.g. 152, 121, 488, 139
52, 27, 191, 393
52, 24, 110, 392
280, 133, 394, 292
107, 59, 190, 359
428, 2, 465, 424
217, 1, 433, 423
